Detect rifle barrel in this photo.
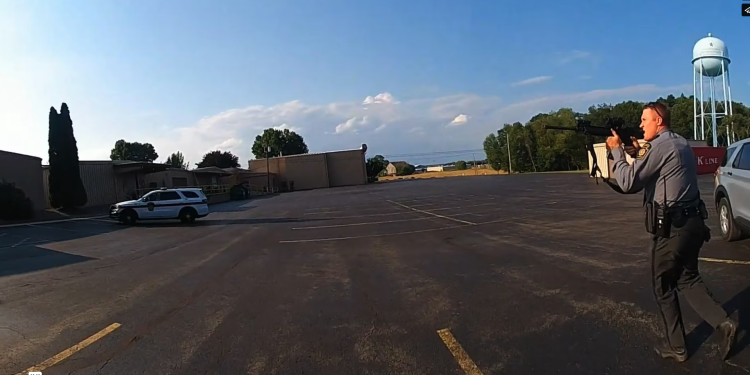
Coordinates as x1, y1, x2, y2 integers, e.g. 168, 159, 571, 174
544, 126, 576, 131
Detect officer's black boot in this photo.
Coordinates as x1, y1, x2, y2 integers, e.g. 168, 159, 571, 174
717, 318, 737, 360
654, 341, 688, 362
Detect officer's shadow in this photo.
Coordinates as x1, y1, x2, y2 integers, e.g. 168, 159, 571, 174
686, 284, 750, 358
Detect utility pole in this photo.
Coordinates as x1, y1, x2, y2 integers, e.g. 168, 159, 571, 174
266, 145, 271, 193
506, 131, 512, 174
473, 153, 477, 175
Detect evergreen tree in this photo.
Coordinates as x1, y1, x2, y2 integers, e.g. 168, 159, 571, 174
48, 103, 88, 209
48, 106, 63, 208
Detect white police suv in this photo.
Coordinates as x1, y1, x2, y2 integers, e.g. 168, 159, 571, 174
110, 187, 210, 225
714, 137, 750, 241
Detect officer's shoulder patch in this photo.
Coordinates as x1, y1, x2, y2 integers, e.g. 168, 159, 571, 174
636, 143, 651, 160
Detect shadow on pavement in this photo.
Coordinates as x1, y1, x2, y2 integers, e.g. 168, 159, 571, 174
0, 216, 323, 278
0, 220, 128, 278
0, 247, 95, 278
686, 284, 750, 358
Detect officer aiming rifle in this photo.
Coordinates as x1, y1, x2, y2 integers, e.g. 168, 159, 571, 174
551, 104, 738, 363
544, 117, 644, 194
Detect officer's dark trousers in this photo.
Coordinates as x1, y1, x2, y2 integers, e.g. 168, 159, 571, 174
651, 215, 728, 350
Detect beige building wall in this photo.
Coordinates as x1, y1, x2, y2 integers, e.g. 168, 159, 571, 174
326, 149, 366, 187
43, 161, 125, 208
145, 169, 196, 188
0, 150, 46, 211
284, 153, 330, 190
247, 147, 367, 191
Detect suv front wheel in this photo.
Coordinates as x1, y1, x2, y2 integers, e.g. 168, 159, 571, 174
718, 197, 744, 242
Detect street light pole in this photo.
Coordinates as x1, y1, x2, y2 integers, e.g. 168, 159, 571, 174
506, 131, 512, 174
266, 145, 271, 193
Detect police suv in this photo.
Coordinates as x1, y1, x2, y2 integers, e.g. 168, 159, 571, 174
109, 187, 210, 225
714, 137, 750, 241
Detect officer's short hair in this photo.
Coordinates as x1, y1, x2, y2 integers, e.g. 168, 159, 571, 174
644, 102, 671, 127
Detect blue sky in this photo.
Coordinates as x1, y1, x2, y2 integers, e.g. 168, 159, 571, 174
1, 0, 746, 166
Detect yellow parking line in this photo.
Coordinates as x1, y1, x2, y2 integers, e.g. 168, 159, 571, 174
437, 328, 484, 375
16, 323, 121, 375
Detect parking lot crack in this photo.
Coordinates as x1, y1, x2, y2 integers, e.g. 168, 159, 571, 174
0, 325, 37, 346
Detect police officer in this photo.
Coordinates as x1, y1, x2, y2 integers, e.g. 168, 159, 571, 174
606, 101, 737, 362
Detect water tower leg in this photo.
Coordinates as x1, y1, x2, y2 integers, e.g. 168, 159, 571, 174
710, 78, 718, 147
721, 61, 730, 144
693, 68, 700, 140
700, 65, 705, 142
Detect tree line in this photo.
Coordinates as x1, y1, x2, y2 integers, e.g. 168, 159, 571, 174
482, 94, 750, 173
108, 127, 311, 169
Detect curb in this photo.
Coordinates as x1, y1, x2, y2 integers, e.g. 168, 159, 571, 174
0, 215, 110, 229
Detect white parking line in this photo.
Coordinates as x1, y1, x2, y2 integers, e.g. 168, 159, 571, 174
11, 238, 29, 247
279, 224, 467, 243
387, 200, 476, 226
312, 202, 500, 219
303, 208, 407, 215
0, 239, 52, 250
299, 193, 462, 213
424, 202, 497, 212
699, 257, 750, 265
0, 216, 109, 229
292, 216, 434, 230
28, 224, 85, 233
280, 201, 609, 244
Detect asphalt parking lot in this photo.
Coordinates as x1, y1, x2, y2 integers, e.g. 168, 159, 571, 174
1, 173, 750, 375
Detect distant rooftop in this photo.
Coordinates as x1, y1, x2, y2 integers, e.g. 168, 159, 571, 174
248, 145, 366, 161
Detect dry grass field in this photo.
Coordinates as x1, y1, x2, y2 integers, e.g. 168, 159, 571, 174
377, 168, 589, 181
377, 168, 504, 181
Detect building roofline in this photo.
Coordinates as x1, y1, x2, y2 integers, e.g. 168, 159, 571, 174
248, 146, 366, 162
0, 149, 43, 161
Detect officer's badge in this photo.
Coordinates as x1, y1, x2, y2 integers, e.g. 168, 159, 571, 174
636, 143, 651, 160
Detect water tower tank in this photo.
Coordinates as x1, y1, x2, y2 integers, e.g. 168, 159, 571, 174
692, 33, 730, 77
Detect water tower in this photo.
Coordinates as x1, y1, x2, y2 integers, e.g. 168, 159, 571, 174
692, 33, 734, 147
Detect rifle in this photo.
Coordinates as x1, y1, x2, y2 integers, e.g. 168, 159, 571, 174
544, 117, 644, 194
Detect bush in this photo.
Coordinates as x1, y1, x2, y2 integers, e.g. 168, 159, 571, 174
0, 181, 35, 220
396, 164, 415, 176
230, 184, 248, 200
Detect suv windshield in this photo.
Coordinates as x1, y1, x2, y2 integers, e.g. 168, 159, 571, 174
722, 146, 737, 167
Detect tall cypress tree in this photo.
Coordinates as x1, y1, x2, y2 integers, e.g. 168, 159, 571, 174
59, 103, 87, 207
47, 103, 88, 209
48, 106, 63, 208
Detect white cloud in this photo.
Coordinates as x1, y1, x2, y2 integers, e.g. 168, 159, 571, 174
1, 84, 693, 165
214, 137, 243, 150
274, 123, 301, 132
559, 50, 593, 64
334, 116, 369, 134
146, 84, 691, 163
362, 92, 398, 105
448, 114, 469, 126
512, 76, 553, 87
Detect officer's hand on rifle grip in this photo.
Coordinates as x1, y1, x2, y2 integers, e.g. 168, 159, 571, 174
606, 129, 622, 150
624, 136, 641, 157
